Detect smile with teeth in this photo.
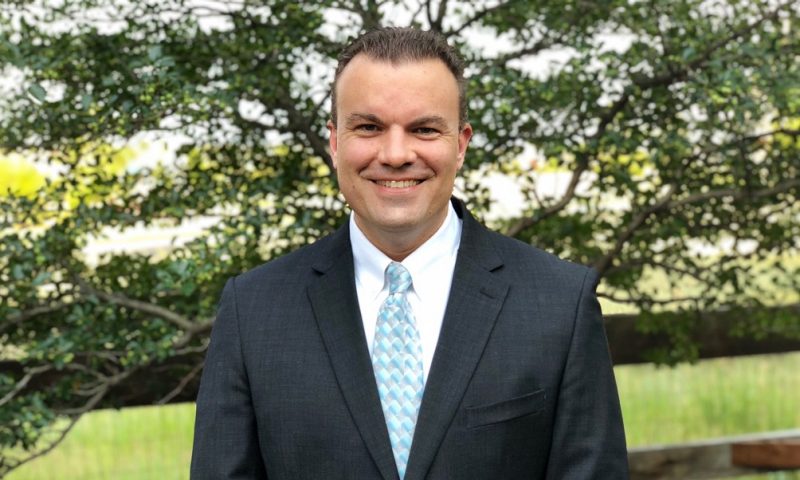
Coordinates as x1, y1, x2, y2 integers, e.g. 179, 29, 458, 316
375, 179, 422, 188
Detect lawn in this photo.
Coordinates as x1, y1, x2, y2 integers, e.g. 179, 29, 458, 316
6, 403, 195, 480
6, 352, 800, 479
617, 352, 800, 447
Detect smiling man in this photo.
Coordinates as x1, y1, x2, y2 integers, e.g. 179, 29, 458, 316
329, 53, 471, 261
191, 27, 629, 480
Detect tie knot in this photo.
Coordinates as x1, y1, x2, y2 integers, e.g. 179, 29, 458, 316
386, 262, 412, 294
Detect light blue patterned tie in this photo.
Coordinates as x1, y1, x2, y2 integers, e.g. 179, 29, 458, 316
372, 262, 424, 480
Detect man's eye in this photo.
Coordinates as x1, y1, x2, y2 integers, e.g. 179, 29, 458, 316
356, 124, 380, 132
415, 127, 438, 135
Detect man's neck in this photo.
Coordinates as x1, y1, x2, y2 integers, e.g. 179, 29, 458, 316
353, 210, 449, 262
356, 225, 438, 262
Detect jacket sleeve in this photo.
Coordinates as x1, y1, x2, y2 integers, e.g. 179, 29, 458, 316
544, 268, 629, 479
190, 277, 268, 479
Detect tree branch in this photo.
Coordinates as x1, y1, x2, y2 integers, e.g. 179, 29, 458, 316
504, 161, 587, 237
267, 93, 334, 170
594, 184, 678, 275
2, 416, 81, 475
594, 95, 630, 140
428, 0, 449, 32
1, 302, 72, 335
156, 360, 204, 405
605, 259, 705, 283
742, 128, 800, 143
447, 1, 512, 36
668, 178, 800, 211
283, 104, 333, 169
493, 35, 566, 67
597, 291, 704, 306
239, 108, 331, 172
339, 0, 382, 31
593, 178, 799, 276
0, 365, 52, 408
1, 383, 108, 476
74, 278, 206, 333
425, 0, 435, 30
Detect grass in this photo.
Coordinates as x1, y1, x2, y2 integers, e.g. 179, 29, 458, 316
6, 352, 800, 479
617, 352, 800, 447
6, 403, 195, 480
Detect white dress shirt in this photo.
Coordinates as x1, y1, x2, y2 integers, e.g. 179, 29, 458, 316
350, 203, 462, 382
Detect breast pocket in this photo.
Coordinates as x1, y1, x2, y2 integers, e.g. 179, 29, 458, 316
465, 389, 546, 429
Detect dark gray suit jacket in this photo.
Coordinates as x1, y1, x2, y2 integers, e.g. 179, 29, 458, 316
191, 199, 628, 479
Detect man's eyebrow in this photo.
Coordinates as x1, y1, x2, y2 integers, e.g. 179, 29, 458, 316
344, 113, 450, 129
345, 113, 382, 125
409, 115, 449, 129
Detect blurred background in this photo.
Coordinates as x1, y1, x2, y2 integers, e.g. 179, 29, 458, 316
1, 0, 798, 478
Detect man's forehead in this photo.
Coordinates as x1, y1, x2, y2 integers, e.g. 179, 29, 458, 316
337, 60, 458, 112
344, 112, 450, 127
335, 55, 460, 104
338, 53, 454, 81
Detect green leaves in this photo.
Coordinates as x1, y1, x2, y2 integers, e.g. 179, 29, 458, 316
26, 83, 47, 103
0, 0, 798, 473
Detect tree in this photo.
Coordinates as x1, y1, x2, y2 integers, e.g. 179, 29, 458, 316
1, 0, 798, 473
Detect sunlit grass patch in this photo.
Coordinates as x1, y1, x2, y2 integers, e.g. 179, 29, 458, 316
7, 403, 194, 480
617, 352, 800, 447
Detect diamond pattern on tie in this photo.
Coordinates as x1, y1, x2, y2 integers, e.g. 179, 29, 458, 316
372, 262, 424, 480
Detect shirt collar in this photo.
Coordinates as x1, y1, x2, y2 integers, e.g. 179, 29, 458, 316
350, 202, 462, 301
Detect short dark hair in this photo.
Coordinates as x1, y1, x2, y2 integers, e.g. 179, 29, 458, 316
330, 27, 467, 127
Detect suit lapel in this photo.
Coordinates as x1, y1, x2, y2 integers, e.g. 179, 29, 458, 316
307, 226, 399, 480
405, 201, 510, 480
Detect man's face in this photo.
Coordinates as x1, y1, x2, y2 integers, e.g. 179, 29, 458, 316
328, 55, 472, 251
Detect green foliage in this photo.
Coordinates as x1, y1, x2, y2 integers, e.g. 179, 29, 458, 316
0, 0, 798, 473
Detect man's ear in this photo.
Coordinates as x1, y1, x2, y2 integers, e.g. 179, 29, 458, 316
456, 123, 473, 170
326, 120, 338, 169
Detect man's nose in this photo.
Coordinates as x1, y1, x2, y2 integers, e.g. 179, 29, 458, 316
378, 126, 415, 167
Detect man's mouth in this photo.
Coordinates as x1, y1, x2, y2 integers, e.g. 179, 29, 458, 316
374, 180, 422, 188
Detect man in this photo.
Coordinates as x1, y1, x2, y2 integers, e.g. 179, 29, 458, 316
191, 27, 628, 479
